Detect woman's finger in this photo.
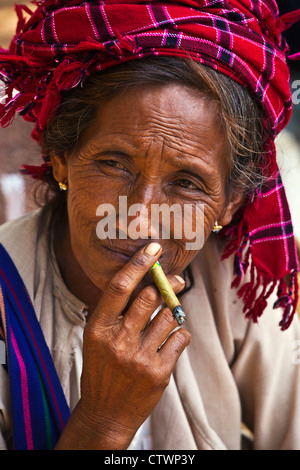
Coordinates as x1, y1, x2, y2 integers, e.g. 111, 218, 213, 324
121, 274, 185, 334
91, 242, 162, 327
141, 306, 180, 350
157, 327, 191, 370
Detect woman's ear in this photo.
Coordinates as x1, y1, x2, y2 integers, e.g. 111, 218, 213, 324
218, 189, 245, 227
50, 153, 68, 184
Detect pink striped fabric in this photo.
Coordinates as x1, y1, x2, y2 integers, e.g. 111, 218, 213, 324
10, 329, 34, 450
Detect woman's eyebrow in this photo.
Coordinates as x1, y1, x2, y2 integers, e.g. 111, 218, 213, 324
170, 152, 220, 179
82, 134, 142, 155
90, 148, 132, 157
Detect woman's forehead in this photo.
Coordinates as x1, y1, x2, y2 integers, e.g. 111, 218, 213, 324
82, 83, 225, 150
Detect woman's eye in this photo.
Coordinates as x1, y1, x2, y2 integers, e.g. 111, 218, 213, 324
102, 160, 128, 171
177, 179, 200, 190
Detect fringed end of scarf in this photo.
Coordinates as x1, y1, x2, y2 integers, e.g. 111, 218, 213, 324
274, 273, 299, 330
236, 262, 298, 331
21, 162, 52, 181
0, 34, 142, 145
278, 8, 300, 61
223, 231, 299, 331
279, 8, 300, 32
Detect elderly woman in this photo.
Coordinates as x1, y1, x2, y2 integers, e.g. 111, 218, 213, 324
0, 0, 300, 451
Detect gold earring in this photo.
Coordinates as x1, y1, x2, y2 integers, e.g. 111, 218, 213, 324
212, 221, 223, 233
58, 180, 68, 191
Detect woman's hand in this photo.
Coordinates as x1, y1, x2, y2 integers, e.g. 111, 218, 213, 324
55, 242, 191, 450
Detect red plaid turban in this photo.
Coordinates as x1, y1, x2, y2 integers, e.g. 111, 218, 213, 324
1, 0, 300, 329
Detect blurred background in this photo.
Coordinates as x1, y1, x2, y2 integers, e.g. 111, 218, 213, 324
0, 0, 299, 244
0, 1, 40, 224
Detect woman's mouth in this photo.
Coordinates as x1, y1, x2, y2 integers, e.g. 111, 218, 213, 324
100, 243, 138, 263
100, 241, 164, 265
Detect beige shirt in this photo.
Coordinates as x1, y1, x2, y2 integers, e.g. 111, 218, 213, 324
0, 209, 299, 450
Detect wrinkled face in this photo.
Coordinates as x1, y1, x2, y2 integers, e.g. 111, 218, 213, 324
52, 83, 242, 291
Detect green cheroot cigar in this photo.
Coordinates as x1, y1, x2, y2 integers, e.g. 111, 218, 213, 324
149, 261, 186, 325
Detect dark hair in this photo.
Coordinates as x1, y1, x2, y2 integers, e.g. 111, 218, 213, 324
37, 56, 268, 245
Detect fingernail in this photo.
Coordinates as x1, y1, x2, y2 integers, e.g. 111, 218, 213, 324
144, 242, 161, 256
174, 275, 185, 285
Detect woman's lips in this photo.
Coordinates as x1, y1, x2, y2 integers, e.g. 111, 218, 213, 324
101, 244, 137, 263
100, 241, 164, 264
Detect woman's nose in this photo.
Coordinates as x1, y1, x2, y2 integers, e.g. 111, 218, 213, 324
117, 183, 163, 240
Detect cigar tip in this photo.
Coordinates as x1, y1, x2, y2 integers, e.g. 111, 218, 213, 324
172, 305, 187, 325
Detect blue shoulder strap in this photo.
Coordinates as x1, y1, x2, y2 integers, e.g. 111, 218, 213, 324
0, 243, 70, 449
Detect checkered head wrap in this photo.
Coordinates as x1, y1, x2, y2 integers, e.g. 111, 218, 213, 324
0, 0, 300, 329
